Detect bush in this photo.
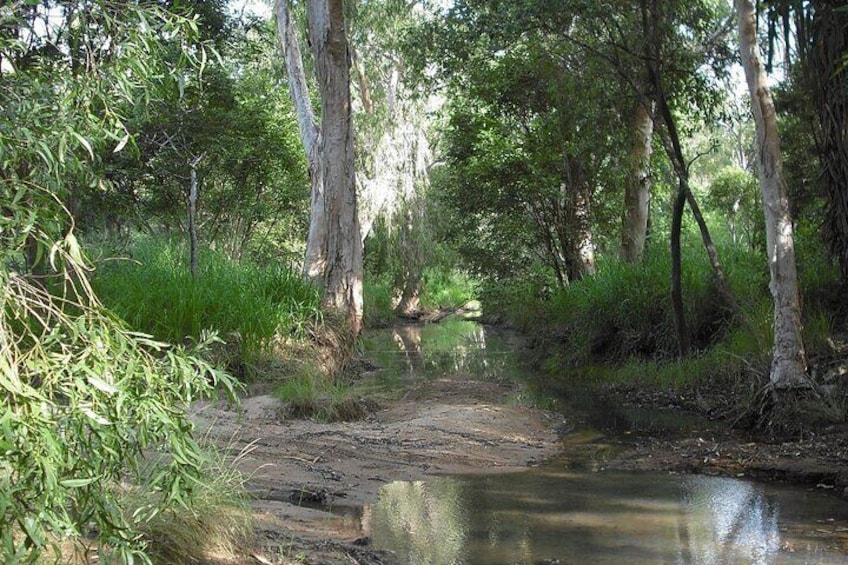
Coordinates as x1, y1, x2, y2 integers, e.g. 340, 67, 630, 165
420, 267, 480, 309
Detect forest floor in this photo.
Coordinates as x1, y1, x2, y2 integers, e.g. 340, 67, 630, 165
190, 350, 848, 564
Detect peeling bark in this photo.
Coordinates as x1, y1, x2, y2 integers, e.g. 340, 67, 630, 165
736, 0, 808, 388
306, 0, 364, 335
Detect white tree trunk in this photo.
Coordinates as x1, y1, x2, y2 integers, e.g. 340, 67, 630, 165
620, 98, 654, 263
306, 0, 364, 335
736, 0, 808, 388
275, 0, 327, 282
568, 182, 596, 279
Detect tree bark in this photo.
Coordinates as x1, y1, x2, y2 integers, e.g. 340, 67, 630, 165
565, 180, 596, 280
736, 0, 808, 388
306, 0, 364, 335
620, 98, 654, 263
188, 157, 200, 278
670, 181, 691, 356
275, 0, 327, 282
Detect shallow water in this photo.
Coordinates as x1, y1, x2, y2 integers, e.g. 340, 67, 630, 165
360, 320, 848, 565
359, 318, 528, 384
367, 470, 848, 564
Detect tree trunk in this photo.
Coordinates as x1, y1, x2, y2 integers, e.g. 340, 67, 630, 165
566, 181, 596, 280
670, 181, 691, 356
620, 98, 654, 263
736, 0, 808, 388
188, 158, 200, 278
306, 0, 364, 335
275, 0, 327, 282
396, 200, 425, 316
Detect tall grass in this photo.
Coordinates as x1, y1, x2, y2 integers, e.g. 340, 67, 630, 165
363, 275, 397, 327
497, 235, 841, 398
420, 267, 480, 309
92, 237, 321, 363
534, 243, 769, 365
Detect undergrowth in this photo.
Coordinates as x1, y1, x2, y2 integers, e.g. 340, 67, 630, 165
91, 236, 321, 375
135, 440, 252, 564
363, 267, 480, 328
275, 367, 370, 422
493, 237, 841, 409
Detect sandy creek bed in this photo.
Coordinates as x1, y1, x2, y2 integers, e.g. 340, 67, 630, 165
189, 320, 848, 564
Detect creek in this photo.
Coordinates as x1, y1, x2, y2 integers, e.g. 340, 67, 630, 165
356, 319, 848, 565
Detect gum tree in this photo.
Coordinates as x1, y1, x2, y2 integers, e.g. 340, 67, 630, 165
276, 0, 363, 334
0, 3, 237, 560
735, 0, 808, 388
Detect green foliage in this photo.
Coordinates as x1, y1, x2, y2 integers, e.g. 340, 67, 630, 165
497, 241, 771, 365
92, 237, 321, 364
420, 268, 480, 309
363, 275, 397, 327
0, 3, 249, 561
0, 249, 238, 562
133, 440, 252, 564
705, 166, 763, 249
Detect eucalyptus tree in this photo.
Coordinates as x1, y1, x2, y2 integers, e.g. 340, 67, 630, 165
761, 1, 848, 281
735, 0, 808, 389
0, 2, 237, 560
276, 0, 363, 334
563, 0, 738, 353
109, 19, 309, 263
347, 0, 436, 315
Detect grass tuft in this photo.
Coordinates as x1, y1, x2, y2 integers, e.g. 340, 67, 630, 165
275, 368, 371, 422
134, 442, 253, 564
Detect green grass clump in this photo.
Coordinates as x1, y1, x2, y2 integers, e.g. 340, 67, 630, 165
275, 369, 370, 422
539, 244, 765, 364
130, 442, 252, 564
92, 237, 321, 367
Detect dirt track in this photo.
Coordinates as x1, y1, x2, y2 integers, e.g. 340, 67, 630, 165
191, 375, 563, 564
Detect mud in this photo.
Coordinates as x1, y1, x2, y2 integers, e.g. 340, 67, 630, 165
191, 376, 563, 564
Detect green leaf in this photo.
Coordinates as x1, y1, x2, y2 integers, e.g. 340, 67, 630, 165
113, 133, 131, 154
71, 132, 95, 160
59, 476, 100, 488
87, 375, 119, 395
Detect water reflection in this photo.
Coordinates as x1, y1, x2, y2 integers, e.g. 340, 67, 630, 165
361, 320, 525, 383
367, 470, 848, 565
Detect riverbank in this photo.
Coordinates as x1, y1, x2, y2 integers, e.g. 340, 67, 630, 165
191, 320, 848, 564
191, 372, 563, 564
596, 382, 848, 496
